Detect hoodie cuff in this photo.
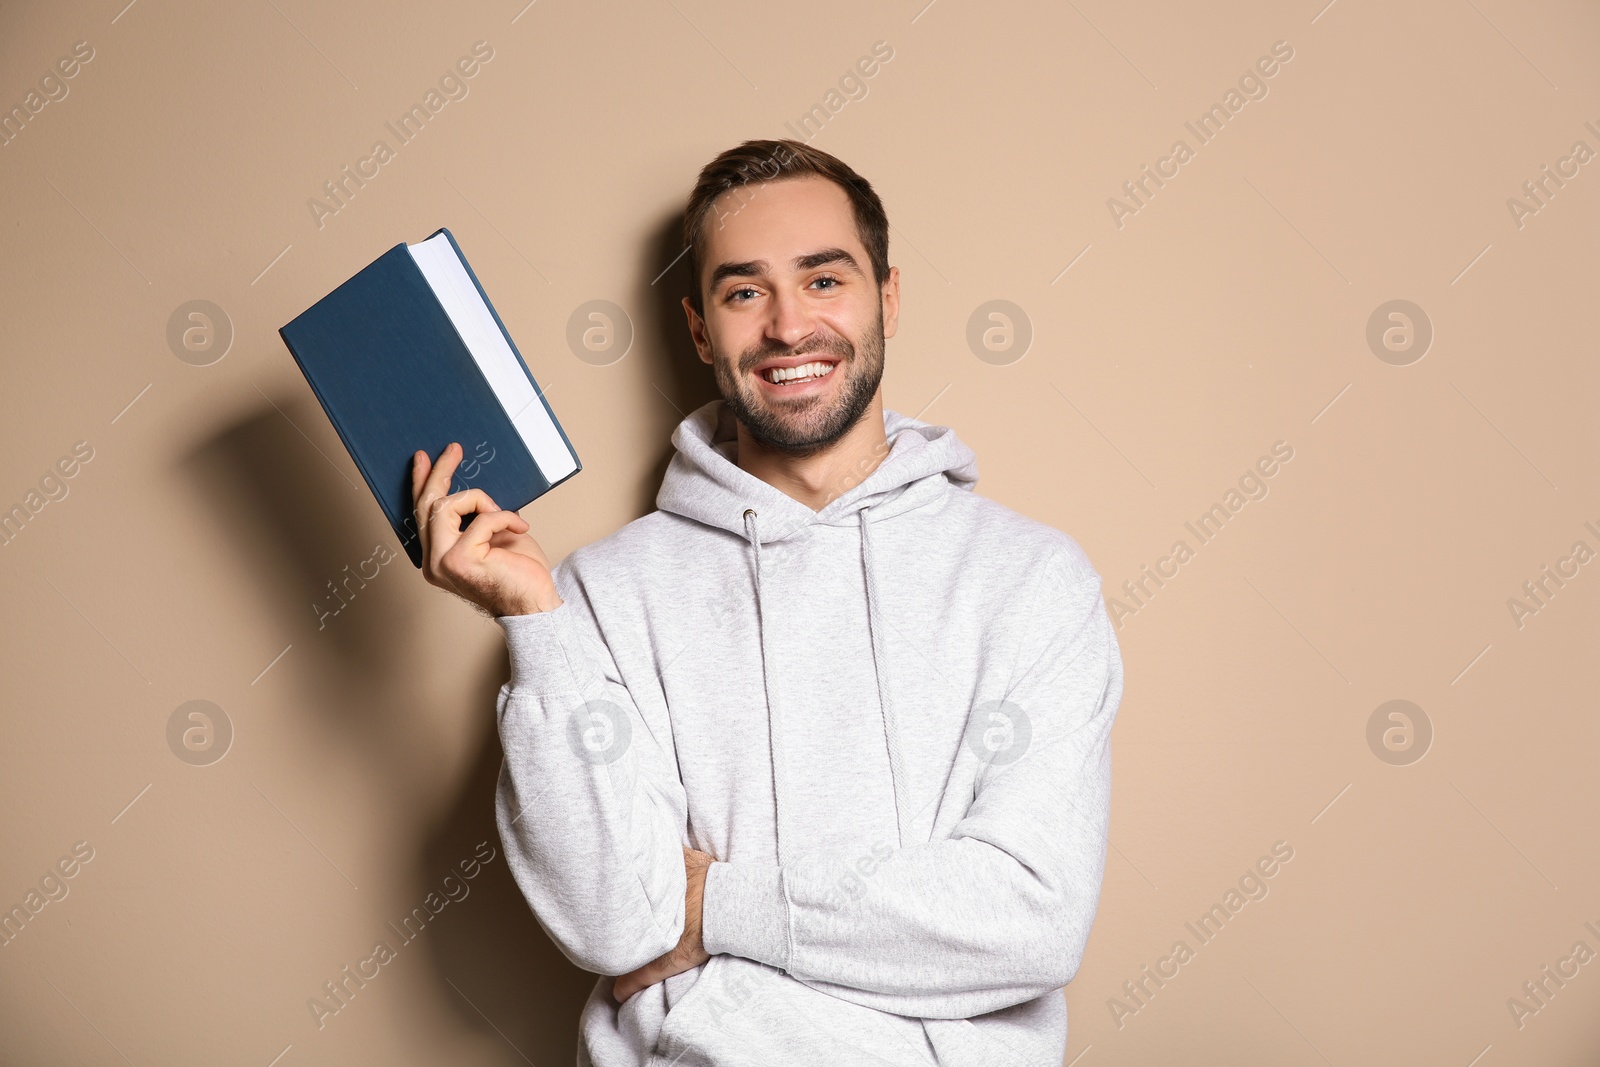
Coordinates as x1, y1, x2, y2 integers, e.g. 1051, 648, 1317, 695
701, 861, 792, 973
496, 607, 579, 696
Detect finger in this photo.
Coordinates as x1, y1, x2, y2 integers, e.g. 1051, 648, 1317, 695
426, 487, 500, 566
449, 508, 527, 563
413, 445, 458, 570
486, 523, 528, 551
410, 450, 431, 503
410, 451, 434, 563
612, 966, 654, 1003
429, 441, 463, 490
417, 443, 464, 525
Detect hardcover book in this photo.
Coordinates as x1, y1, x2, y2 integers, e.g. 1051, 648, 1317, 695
278, 228, 580, 567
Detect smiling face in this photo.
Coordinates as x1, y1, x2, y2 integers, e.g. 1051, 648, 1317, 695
683, 175, 899, 457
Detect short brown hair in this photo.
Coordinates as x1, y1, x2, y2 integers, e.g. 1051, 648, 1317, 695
682, 139, 889, 316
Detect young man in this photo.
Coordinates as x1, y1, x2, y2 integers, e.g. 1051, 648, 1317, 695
411, 140, 1124, 1066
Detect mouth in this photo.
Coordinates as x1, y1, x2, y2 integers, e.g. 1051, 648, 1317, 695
754, 357, 840, 390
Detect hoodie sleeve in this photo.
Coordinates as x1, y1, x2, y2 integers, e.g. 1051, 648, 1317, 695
700, 548, 1123, 1019
493, 559, 691, 977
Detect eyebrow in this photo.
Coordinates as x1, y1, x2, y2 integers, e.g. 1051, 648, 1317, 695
707, 247, 863, 292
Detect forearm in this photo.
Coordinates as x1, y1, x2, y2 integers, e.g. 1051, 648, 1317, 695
495, 608, 689, 976
702, 746, 1112, 1018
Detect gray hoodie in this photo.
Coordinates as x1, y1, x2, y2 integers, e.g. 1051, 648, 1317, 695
493, 399, 1124, 1066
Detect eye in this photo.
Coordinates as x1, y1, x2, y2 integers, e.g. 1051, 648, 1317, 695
726, 285, 758, 303
810, 274, 841, 290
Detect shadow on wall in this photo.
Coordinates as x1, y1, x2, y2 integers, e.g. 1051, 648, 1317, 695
184, 402, 391, 677
184, 398, 592, 1060
646, 207, 724, 409
416, 655, 597, 1065
178, 209, 720, 1061
635, 208, 724, 501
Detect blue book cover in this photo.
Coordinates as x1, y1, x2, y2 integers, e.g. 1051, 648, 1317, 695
278, 227, 580, 567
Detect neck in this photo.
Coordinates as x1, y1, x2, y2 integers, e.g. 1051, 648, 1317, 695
735, 394, 890, 512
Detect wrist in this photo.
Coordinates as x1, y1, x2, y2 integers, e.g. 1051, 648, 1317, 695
503, 588, 563, 616
701, 861, 792, 972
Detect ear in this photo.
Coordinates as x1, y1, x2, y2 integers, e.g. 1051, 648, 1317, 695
682, 296, 714, 364
879, 265, 901, 340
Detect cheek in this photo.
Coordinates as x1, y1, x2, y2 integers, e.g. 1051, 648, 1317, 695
713, 326, 763, 370
829, 314, 877, 359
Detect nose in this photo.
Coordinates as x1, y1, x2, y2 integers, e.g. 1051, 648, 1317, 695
764, 285, 816, 351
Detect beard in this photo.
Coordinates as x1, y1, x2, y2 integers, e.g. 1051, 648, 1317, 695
712, 305, 885, 458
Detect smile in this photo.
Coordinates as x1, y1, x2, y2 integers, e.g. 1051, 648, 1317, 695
762, 360, 836, 385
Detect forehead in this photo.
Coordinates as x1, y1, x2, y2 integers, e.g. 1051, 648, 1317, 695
702, 176, 862, 271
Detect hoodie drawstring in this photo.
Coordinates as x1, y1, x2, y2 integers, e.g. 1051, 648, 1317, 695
743, 505, 910, 868
744, 507, 791, 865
859, 503, 909, 850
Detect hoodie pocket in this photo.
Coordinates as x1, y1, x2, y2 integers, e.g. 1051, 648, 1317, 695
654, 954, 723, 1027
650, 956, 938, 1066
649, 955, 743, 1066
920, 1018, 1032, 1067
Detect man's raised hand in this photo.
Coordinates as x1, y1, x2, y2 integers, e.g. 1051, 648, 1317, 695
410, 442, 563, 617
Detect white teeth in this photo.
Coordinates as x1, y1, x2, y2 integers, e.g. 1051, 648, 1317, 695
764, 361, 834, 384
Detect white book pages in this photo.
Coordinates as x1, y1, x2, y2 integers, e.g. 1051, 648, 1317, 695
407, 233, 578, 482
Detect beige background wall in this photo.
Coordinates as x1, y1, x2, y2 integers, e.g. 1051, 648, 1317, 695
2, 0, 1596, 1063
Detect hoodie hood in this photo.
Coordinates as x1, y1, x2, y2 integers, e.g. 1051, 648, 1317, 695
654, 398, 981, 864
657, 399, 980, 542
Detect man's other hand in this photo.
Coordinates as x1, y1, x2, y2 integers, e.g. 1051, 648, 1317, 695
411, 442, 563, 617
612, 847, 715, 1002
